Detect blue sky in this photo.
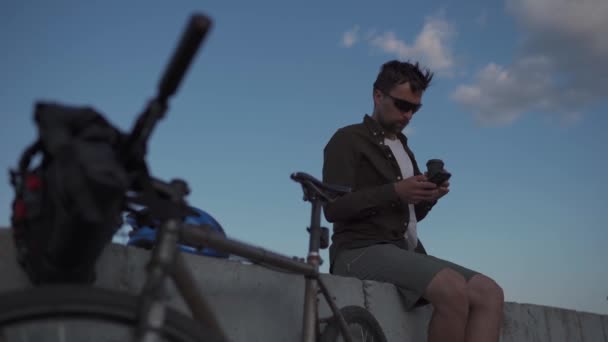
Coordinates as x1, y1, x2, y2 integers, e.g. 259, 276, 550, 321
1, 0, 607, 315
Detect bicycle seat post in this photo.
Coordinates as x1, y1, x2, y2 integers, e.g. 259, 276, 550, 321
290, 172, 351, 342
299, 195, 322, 342
306, 197, 324, 269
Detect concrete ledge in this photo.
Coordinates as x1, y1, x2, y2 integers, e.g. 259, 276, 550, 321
0, 229, 606, 341
364, 279, 433, 341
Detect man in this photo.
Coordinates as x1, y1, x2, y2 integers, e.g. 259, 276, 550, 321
322, 60, 504, 342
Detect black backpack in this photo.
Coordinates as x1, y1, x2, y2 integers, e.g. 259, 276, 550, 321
10, 102, 129, 284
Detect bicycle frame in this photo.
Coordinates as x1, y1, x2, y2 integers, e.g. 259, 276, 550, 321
71, 12, 356, 342
135, 198, 353, 342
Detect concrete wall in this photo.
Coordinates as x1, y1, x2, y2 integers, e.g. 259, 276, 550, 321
0, 230, 606, 341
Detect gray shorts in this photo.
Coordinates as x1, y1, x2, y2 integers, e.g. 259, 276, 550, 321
332, 244, 479, 310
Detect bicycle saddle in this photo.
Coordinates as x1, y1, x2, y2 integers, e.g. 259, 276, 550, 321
290, 172, 351, 203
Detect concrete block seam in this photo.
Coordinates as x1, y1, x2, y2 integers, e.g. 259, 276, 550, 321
361, 280, 371, 311
602, 316, 608, 342
542, 307, 554, 342
575, 312, 585, 342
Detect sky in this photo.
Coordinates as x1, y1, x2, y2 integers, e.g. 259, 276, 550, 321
1, 0, 607, 315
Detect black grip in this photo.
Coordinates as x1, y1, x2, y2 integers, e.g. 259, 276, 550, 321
158, 14, 212, 102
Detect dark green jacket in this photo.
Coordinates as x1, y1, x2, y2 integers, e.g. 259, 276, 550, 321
322, 115, 435, 269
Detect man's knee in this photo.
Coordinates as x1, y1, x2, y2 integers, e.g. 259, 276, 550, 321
467, 274, 504, 310
425, 268, 469, 313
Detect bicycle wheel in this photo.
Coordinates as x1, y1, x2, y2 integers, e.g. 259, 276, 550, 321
0, 285, 223, 342
319, 305, 387, 342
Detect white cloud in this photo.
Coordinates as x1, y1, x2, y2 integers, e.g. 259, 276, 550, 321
341, 25, 359, 48
368, 32, 414, 60
452, 59, 556, 125
340, 14, 456, 73
508, 0, 608, 56
452, 0, 608, 126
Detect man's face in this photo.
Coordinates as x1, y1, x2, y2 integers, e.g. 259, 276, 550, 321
373, 82, 423, 135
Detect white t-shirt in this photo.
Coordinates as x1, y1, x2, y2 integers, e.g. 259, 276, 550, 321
384, 138, 418, 250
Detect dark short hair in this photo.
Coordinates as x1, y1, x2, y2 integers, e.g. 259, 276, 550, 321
373, 60, 434, 94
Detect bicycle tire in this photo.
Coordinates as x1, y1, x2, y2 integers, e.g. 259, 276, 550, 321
0, 285, 224, 342
319, 305, 387, 342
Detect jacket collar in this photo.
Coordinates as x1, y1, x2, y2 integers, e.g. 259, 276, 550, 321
362, 114, 408, 143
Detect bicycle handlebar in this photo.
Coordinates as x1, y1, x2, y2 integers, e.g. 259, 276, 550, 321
124, 14, 213, 169
158, 15, 212, 103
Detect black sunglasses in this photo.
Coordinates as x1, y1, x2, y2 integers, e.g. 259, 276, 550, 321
384, 93, 422, 114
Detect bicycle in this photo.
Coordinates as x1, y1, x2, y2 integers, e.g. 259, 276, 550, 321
0, 12, 387, 342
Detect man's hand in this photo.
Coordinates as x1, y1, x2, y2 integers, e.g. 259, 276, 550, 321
394, 175, 438, 204
433, 180, 450, 201
423, 171, 450, 201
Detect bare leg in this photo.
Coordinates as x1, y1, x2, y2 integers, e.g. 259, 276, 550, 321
465, 274, 504, 342
424, 268, 470, 342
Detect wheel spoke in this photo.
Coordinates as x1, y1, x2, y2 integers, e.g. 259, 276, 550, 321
319, 305, 386, 342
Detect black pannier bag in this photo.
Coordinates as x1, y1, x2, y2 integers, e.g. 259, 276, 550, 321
10, 102, 129, 284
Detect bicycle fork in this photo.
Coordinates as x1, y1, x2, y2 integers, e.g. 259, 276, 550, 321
135, 218, 229, 342
134, 218, 180, 342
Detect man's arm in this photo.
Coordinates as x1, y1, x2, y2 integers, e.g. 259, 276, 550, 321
322, 129, 400, 222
